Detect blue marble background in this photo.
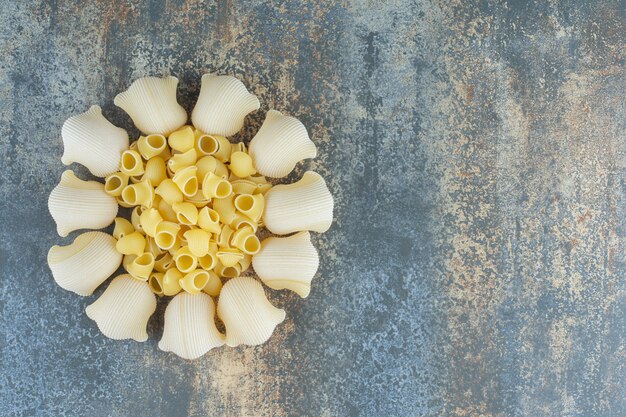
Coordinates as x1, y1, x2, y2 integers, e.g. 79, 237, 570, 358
0, 1, 624, 416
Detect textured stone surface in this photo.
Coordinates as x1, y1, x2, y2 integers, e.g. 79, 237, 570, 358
0, 1, 624, 416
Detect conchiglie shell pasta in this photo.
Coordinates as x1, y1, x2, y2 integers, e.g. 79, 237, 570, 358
143, 157, 167, 187
47, 232, 122, 296
248, 110, 317, 178
85, 274, 156, 342
168, 126, 195, 153
217, 277, 286, 347
158, 292, 224, 359
114, 76, 187, 135
252, 232, 319, 298
61, 105, 129, 177
191, 74, 260, 137
184, 229, 210, 257
263, 171, 333, 234
104, 172, 129, 197
179, 269, 210, 294
137, 134, 167, 159
48, 170, 118, 237
113, 217, 134, 240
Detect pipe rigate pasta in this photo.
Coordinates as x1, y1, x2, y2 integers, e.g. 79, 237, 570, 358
48, 73, 333, 359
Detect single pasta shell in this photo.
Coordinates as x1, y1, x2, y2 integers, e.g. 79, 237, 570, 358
158, 292, 225, 359
85, 274, 156, 342
61, 105, 129, 177
262, 171, 333, 235
114, 76, 187, 135
248, 110, 317, 178
47, 232, 122, 296
217, 276, 286, 347
191, 74, 260, 137
252, 232, 319, 298
48, 170, 118, 237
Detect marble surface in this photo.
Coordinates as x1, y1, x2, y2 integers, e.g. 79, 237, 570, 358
0, 1, 624, 416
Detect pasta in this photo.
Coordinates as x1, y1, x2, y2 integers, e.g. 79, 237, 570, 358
172, 165, 199, 197
157, 198, 178, 222
234, 194, 264, 221
198, 252, 217, 270
252, 232, 319, 298
120, 149, 144, 176
114, 76, 187, 135
230, 179, 257, 195
195, 134, 219, 157
61, 105, 129, 177
229, 151, 256, 178
173, 246, 198, 273
146, 236, 164, 256
216, 225, 235, 248
137, 134, 167, 159
155, 178, 183, 205
121, 179, 154, 208
262, 171, 333, 234
104, 172, 129, 197
217, 277, 286, 347
113, 217, 134, 240
202, 271, 223, 297
216, 247, 244, 267
172, 202, 198, 225
168, 126, 195, 152
230, 226, 261, 255
202, 172, 232, 199
162, 268, 183, 296
184, 229, 210, 257
195, 155, 218, 183
130, 206, 145, 232
115, 231, 146, 256
213, 195, 236, 224
143, 156, 167, 186
148, 272, 165, 295
139, 208, 163, 237
48, 170, 118, 237
168, 148, 197, 173
230, 213, 258, 232
197, 207, 221, 233
125, 252, 155, 280
47, 231, 122, 296
158, 292, 224, 359
248, 110, 317, 178
179, 269, 210, 294
154, 252, 174, 272
155, 221, 181, 250
85, 274, 156, 342
191, 74, 260, 137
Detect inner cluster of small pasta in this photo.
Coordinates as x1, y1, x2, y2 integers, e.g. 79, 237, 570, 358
103, 125, 271, 298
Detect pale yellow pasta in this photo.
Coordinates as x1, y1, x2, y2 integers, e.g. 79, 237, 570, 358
116, 196, 134, 208
155, 179, 183, 205
172, 165, 199, 197
168, 126, 195, 152
162, 268, 183, 296
239, 253, 252, 272
130, 206, 145, 233
177, 224, 192, 243
113, 217, 135, 240
229, 151, 256, 178
179, 269, 210, 294
125, 252, 155, 280
214, 159, 229, 178
195, 155, 218, 182
216, 247, 243, 268
213, 195, 236, 224
137, 134, 167, 159
202, 172, 232, 199
195, 134, 219, 156
129, 173, 143, 184
166, 237, 183, 256
173, 246, 198, 273
231, 142, 246, 154
172, 202, 198, 225
230, 213, 258, 232
234, 194, 264, 221
146, 236, 164, 256
143, 156, 167, 187
186, 190, 211, 207
157, 198, 178, 222
207, 134, 232, 162
115, 231, 146, 256
198, 252, 216, 270
148, 272, 165, 295
120, 149, 144, 176
214, 261, 240, 278
155, 221, 181, 250
104, 172, 129, 197
216, 225, 235, 248
184, 229, 210, 257
122, 179, 154, 208
230, 179, 257, 195
202, 271, 222, 296
129, 140, 138, 151
139, 208, 163, 237
248, 175, 272, 194
230, 226, 261, 255
168, 148, 197, 173
197, 207, 221, 233
154, 252, 174, 272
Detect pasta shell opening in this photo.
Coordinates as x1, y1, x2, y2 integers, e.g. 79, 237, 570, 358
197, 135, 219, 155
104, 173, 128, 197
148, 273, 164, 295
120, 150, 144, 176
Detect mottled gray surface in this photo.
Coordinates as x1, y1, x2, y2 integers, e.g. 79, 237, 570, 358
1, 0, 624, 416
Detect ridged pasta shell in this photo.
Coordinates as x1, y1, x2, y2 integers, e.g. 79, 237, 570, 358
217, 276, 286, 347
61, 105, 129, 177
85, 274, 156, 342
248, 110, 316, 178
191, 74, 260, 137
262, 171, 333, 235
47, 232, 122, 296
252, 232, 319, 298
48, 170, 118, 237
114, 76, 187, 135
158, 292, 225, 359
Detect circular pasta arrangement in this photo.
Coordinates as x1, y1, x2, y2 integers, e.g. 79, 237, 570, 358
47, 74, 333, 359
